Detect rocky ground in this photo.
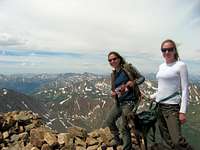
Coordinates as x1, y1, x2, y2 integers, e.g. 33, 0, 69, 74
0, 111, 174, 150
0, 111, 139, 150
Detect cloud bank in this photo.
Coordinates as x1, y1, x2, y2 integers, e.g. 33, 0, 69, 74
0, 0, 199, 74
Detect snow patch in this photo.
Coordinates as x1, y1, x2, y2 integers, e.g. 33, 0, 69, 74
59, 96, 72, 105
85, 87, 92, 91
3, 89, 8, 95
6, 104, 12, 109
21, 101, 30, 109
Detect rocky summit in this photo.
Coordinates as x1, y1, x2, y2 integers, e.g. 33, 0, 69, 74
0, 111, 173, 150
0, 111, 155, 150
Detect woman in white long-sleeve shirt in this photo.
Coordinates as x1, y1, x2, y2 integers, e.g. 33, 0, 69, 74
154, 39, 193, 149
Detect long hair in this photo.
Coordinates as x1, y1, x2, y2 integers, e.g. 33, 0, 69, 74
161, 39, 180, 60
108, 51, 127, 66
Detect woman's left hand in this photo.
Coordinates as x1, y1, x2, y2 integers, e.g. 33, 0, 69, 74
179, 113, 187, 124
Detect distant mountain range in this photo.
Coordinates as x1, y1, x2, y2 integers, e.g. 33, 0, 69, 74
0, 73, 56, 94
0, 73, 199, 94
0, 73, 200, 149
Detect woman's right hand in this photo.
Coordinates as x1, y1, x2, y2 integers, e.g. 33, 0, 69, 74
111, 91, 117, 98
179, 113, 187, 124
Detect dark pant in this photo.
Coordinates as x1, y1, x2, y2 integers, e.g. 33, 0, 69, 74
158, 104, 193, 150
102, 102, 134, 150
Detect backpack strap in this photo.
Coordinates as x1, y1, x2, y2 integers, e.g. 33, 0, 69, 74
158, 91, 180, 103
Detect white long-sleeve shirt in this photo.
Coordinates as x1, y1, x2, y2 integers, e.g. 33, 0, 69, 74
155, 61, 189, 113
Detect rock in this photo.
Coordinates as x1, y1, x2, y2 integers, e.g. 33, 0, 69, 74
86, 137, 98, 146
7, 116, 16, 125
44, 132, 58, 147
32, 119, 43, 127
10, 134, 19, 143
117, 145, 123, 150
76, 146, 87, 150
0, 111, 144, 150
30, 128, 44, 148
13, 111, 33, 121
18, 126, 24, 133
64, 137, 75, 149
6, 141, 25, 150
86, 144, 99, 150
19, 132, 29, 142
60, 144, 76, 150
41, 144, 51, 150
75, 137, 86, 147
31, 147, 40, 150
96, 137, 103, 145
3, 131, 9, 139
22, 143, 34, 150
107, 147, 114, 150
88, 130, 99, 138
98, 127, 113, 145
67, 126, 87, 139
57, 133, 71, 145
25, 123, 36, 131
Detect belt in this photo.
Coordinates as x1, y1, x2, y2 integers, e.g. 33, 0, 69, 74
158, 103, 179, 107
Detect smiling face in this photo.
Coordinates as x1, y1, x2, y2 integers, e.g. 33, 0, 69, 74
108, 53, 121, 69
161, 41, 176, 64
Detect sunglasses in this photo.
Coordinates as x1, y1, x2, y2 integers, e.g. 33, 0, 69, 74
161, 47, 175, 53
108, 57, 118, 62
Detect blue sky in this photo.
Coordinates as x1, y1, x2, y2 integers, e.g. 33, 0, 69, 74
0, 0, 200, 75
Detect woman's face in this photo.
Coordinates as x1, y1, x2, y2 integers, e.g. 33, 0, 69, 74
108, 54, 121, 68
161, 42, 176, 64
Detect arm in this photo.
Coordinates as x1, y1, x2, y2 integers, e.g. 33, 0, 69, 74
122, 63, 145, 87
135, 75, 145, 85
179, 63, 189, 114
131, 65, 145, 85
179, 63, 189, 124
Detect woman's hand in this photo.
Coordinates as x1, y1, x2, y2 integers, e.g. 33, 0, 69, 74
111, 91, 117, 98
179, 113, 187, 124
126, 80, 134, 88
119, 84, 128, 95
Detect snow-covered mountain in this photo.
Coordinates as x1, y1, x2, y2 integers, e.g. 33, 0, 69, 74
0, 73, 200, 133
0, 88, 46, 115
32, 73, 200, 134
33, 73, 112, 132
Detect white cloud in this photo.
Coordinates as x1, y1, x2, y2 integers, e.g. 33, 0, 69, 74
0, 0, 199, 74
